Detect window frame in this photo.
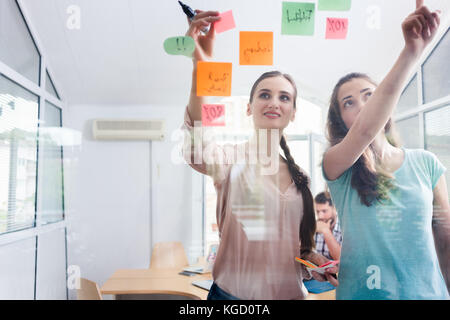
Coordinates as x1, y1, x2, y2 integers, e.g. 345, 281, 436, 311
0, 0, 68, 300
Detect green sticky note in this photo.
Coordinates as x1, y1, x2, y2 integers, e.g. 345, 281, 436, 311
318, 0, 351, 11
281, 2, 315, 36
163, 36, 195, 57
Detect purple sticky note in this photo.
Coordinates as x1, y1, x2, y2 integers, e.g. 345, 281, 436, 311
214, 10, 236, 34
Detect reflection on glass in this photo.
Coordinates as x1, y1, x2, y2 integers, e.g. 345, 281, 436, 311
0, 0, 41, 84
39, 101, 64, 224
397, 74, 418, 114
205, 175, 219, 248
395, 116, 421, 149
425, 105, 450, 199
286, 140, 310, 175
45, 71, 60, 99
422, 29, 450, 104
313, 141, 326, 195
0, 74, 39, 234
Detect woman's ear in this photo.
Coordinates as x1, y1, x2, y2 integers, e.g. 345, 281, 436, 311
247, 102, 252, 116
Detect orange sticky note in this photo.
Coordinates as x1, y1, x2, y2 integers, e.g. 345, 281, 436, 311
202, 104, 225, 126
196, 61, 232, 96
239, 31, 273, 65
325, 17, 348, 39
214, 10, 236, 34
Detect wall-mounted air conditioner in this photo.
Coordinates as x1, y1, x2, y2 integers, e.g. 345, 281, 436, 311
92, 119, 165, 141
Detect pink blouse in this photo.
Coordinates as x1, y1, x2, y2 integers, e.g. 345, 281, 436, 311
182, 107, 310, 300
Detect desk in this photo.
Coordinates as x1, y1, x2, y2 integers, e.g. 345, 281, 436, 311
101, 268, 335, 300
101, 268, 210, 300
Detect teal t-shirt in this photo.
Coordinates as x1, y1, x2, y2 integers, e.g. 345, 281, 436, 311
323, 148, 449, 300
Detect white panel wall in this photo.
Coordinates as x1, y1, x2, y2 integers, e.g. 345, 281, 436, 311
0, 237, 36, 299
35, 228, 67, 299
63, 104, 202, 299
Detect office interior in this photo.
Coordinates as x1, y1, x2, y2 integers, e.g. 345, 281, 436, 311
0, 0, 449, 300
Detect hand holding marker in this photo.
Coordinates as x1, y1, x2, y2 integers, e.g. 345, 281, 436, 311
178, 1, 210, 34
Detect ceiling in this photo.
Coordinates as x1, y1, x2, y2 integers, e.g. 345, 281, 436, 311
20, 0, 450, 107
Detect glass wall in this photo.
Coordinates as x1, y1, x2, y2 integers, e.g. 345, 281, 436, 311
0, 0, 41, 84
425, 105, 450, 199
0, 0, 66, 300
0, 75, 39, 234
39, 101, 64, 224
396, 27, 450, 198
422, 28, 450, 104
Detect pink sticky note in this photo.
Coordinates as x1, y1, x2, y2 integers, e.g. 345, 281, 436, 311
202, 104, 225, 126
214, 10, 236, 34
325, 17, 348, 39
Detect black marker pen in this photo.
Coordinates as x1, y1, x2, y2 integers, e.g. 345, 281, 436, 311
178, 1, 210, 33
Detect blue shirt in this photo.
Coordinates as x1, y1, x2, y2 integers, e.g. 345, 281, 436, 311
323, 148, 448, 300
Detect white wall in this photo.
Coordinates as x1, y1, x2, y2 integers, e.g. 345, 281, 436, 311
63, 103, 202, 299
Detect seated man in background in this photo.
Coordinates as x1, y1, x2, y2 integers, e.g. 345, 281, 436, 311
314, 192, 342, 261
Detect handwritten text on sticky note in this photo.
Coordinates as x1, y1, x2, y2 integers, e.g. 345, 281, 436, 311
318, 0, 351, 11
214, 10, 236, 34
197, 62, 232, 96
163, 36, 195, 57
202, 104, 225, 126
282, 2, 315, 36
239, 31, 273, 65
326, 18, 348, 39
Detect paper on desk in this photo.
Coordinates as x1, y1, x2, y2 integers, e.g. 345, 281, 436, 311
183, 265, 212, 274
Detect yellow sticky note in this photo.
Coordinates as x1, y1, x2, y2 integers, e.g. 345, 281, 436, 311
239, 31, 273, 66
196, 61, 232, 96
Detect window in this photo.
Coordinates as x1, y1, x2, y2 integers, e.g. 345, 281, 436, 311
422, 28, 450, 103
0, 0, 41, 84
0, 74, 39, 234
396, 115, 421, 149
397, 74, 418, 113
424, 105, 450, 199
38, 101, 64, 224
313, 139, 327, 195
45, 71, 59, 100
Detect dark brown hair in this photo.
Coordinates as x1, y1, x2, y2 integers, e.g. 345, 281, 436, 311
250, 71, 316, 255
314, 191, 333, 207
326, 72, 401, 206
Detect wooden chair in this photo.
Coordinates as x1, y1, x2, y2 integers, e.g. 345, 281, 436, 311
150, 241, 189, 269
77, 278, 103, 300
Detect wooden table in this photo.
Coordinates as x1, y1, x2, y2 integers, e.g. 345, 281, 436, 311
101, 268, 335, 300
101, 268, 211, 300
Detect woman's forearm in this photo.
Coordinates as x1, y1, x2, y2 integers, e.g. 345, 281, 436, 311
188, 63, 206, 123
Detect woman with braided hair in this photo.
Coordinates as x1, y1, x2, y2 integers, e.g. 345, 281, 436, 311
181, 10, 337, 300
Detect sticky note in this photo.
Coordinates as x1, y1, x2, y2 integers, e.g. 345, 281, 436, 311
163, 36, 195, 57
202, 104, 225, 126
325, 17, 348, 39
196, 61, 232, 96
318, 0, 351, 11
281, 2, 315, 36
214, 10, 236, 34
239, 31, 273, 65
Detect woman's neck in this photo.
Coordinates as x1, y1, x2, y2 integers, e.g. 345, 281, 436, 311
371, 133, 403, 171
254, 128, 283, 159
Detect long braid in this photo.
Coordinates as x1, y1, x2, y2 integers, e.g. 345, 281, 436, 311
280, 136, 316, 255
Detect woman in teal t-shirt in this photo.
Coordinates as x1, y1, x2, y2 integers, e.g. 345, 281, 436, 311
319, 3, 449, 299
